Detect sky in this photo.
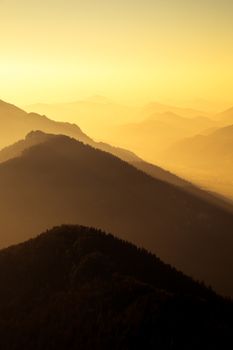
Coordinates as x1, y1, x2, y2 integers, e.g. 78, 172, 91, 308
0, 0, 233, 108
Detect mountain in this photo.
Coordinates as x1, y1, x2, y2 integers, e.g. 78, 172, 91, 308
163, 124, 233, 168
112, 112, 217, 163
216, 107, 233, 124
25, 98, 140, 140
1, 130, 231, 213
0, 99, 142, 163
131, 159, 233, 212
161, 125, 233, 199
141, 101, 210, 118
0, 132, 232, 296
148, 112, 215, 132
0, 130, 195, 191
25, 99, 216, 157
0, 99, 92, 149
1, 99, 203, 191
0, 225, 231, 349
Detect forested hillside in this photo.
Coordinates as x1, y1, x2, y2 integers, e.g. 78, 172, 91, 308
0, 225, 231, 349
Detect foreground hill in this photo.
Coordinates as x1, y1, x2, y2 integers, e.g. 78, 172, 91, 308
0, 225, 232, 349
0, 132, 232, 296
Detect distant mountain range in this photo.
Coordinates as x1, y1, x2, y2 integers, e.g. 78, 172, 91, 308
163, 124, 233, 169
161, 124, 233, 199
25, 98, 223, 153
0, 99, 193, 189
0, 225, 231, 349
141, 101, 211, 118
0, 99, 92, 149
216, 107, 233, 124
0, 131, 232, 296
113, 112, 218, 159
25, 97, 140, 140
25, 98, 217, 146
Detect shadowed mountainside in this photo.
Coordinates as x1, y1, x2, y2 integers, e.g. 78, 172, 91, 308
0, 225, 232, 349
0, 130, 196, 190
0, 132, 232, 296
1, 130, 231, 214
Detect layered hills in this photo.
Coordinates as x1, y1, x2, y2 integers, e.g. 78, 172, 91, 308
0, 131, 232, 296
111, 112, 218, 161
0, 99, 192, 189
0, 99, 91, 149
161, 124, 233, 199
163, 124, 233, 169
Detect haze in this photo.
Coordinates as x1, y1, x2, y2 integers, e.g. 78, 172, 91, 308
1, 0, 233, 108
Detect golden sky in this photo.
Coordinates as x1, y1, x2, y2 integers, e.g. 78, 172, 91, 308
0, 0, 233, 107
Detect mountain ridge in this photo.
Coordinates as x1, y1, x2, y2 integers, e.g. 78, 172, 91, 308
0, 132, 232, 295
0, 99, 200, 190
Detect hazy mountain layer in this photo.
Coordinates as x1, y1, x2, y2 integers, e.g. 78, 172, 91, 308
25, 97, 140, 140
0, 99, 92, 149
163, 124, 233, 168
0, 225, 231, 349
0, 99, 200, 190
110, 112, 218, 162
160, 124, 233, 199
215, 107, 233, 124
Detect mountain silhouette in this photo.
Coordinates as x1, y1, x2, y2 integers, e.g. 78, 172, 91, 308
0, 99, 92, 149
0, 99, 200, 190
0, 130, 195, 189
0, 132, 232, 296
0, 224, 231, 349
25, 97, 140, 140
1, 130, 231, 213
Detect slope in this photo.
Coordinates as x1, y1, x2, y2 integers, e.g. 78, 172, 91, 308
0, 225, 231, 349
0, 133, 232, 296
0, 99, 92, 149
